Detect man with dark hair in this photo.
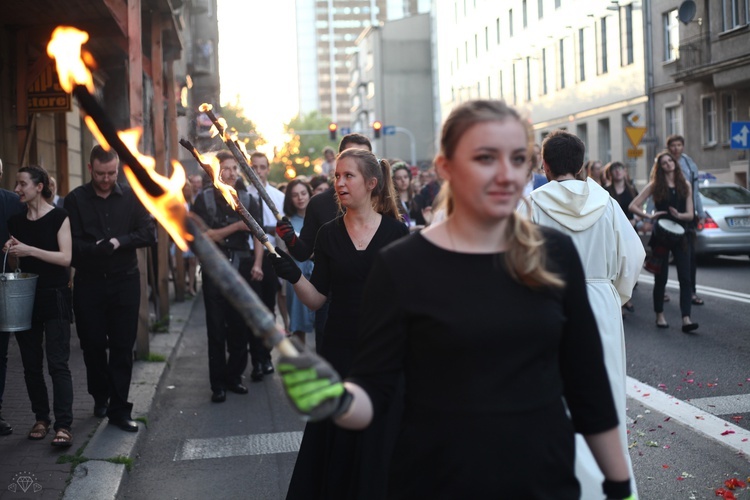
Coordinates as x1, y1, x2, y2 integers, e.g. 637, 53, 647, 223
0, 158, 25, 436
192, 151, 259, 401
520, 129, 644, 499
64, 145, 155, 432
666, 134, 705, 305
246, 151, 285, 380
274, 133, 371, 351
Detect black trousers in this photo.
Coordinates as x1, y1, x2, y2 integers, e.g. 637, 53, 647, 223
74, 272, 140, 419
0, 332, 8, 413
653, 239, 693, 317
248, 252, 276, 367
202, 272, 249, 392
16, 316, 74, 430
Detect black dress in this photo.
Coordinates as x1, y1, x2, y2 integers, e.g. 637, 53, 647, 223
348, 228, 618, 499
286, 215, 408, 500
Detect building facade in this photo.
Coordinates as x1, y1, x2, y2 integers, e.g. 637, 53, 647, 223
348, 14, 436, 165
650, 0, 750, 187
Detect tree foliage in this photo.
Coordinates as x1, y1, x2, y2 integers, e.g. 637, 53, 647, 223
269, 111, 335, 184
220, 97, 264, 152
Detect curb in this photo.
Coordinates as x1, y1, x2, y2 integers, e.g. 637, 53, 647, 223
62, 295, 198, 499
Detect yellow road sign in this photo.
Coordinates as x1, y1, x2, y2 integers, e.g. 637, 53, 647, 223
625, 127, 647, 148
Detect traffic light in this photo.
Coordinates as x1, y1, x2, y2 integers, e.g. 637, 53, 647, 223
328, 122, 338, 141
373, 120, 382, 139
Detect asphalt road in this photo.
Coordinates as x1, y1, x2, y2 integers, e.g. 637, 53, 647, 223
120, 256, 750, 500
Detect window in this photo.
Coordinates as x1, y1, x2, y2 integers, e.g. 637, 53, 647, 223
465, 40, 469, 63
620, 4, 634, 66
663, 9, 679, 61
523, 0, 528, 28
597, 17, 609, 74
598, 118, 612, 163
665, 104, 683, 137
499, 69, 504, 99
485, 26, 489, 51
488, 76, 492, 98
555, 0, 561, 8
559, 38, 566, 89
721, 93, 737, 144
512, 63, 518, 104
722, 0, 750, 30
538, 0, 544, 19
578, 29, 586, 82
702, 95, 717, 145
496, 17, 501, 44
577, 123, 589, 161
475, 34, 478, 58
509, 9, 514, 37
456, 47, 460, 69
526, 56, 532, 101
542, 48, 548, 95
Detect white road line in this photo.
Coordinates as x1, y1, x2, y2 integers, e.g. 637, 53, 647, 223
626, 376, 750, 456
688, 393, 750, 416
174, 431, 303, 461
638, 274, 750, 303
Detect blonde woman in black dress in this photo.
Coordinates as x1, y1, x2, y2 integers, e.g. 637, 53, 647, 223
276, 101, 635, 499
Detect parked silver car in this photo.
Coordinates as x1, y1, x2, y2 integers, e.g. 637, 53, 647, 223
695, 182, 750, 257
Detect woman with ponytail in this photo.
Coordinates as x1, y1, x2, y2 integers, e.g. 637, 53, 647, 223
274, 100, 635, 499
269, 148, 407, 499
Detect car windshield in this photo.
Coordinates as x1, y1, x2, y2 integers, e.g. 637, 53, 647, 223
698, 185, 750, 205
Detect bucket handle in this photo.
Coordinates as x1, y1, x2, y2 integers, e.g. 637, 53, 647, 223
2, 247, 21, 274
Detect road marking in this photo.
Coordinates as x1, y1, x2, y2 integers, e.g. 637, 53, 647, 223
626, 376, 750, 456
688, 393, 750, 415
174, 431, 303, 461
638, 274, 750, 304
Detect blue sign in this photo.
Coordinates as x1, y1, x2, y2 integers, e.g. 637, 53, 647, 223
339, 127, 351, 135
730, 121, 750, 149
383, 125, 397, 136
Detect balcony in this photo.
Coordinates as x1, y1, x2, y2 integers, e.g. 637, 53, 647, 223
674, 34, 711, 79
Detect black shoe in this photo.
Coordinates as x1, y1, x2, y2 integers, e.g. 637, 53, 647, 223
211, 389, 227, 403
250, 365, 264, 382
227, 383, 248, 394
108, 417, 139, 432
262, 360, 275, 375
0, 415, 12, 436
682, 323, 699, 333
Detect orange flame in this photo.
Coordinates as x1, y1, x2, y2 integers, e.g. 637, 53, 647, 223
84, 116, 110, 150
47, 26, 94, 94
119, 128, 192, 251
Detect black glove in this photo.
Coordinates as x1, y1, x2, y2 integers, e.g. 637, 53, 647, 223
268, 247, 302, 284
275, 217, 298, 248
278, 338, 353, 421
95, 239, 115, 256
602, 479, 633, 500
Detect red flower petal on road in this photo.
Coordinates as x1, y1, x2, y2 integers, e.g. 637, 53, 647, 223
643, 393, 650, 397
724, 477, 746, 489
662, 464, 670, 468
731, 416, 743, 422
664, 417, 671, 422
720, 430, 735, 436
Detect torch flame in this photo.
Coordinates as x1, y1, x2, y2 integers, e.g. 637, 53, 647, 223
47, 26, 95, 94
119, 128, 193, 251
199, 153, 239, 211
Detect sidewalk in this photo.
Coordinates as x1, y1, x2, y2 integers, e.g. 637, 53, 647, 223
0, 290, 200, 500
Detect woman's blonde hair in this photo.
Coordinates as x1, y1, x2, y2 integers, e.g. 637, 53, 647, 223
439, 100, 564, 289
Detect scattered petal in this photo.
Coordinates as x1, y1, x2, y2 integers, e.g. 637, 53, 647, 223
721, 430, 736, 436
695, 416, 705, 420
646, 440, 659, 447
662, 464, 670, 468
731, 416, 743, 423
664, 417, 671, 422
658, 383, 667, 389
663, 445, 671, 449
643, 393, 651, 397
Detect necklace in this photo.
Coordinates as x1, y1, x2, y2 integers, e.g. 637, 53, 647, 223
347, 212, 378, 249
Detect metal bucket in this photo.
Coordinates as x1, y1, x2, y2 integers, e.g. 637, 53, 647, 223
0, 252, 38, 332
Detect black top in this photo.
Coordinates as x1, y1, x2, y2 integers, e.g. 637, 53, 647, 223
0, 189, 25, 271
655, 187, 687, 227
309, 214, 408, 374
288, 187, 340, 262
64, 182, 155, 274
606, 184, 638, 221
8, 208, 69, 289
191, 187, 259, 251
347, 228, 618, 496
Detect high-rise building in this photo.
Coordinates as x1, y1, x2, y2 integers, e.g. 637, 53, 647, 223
296, 0, 424, 125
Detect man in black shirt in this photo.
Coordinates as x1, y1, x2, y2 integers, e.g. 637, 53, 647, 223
64, 146, 155, 432
191, 151, 258, 402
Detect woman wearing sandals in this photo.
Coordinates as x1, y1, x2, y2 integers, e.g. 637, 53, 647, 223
629, 151, 699, 333
3, 165, 74, 446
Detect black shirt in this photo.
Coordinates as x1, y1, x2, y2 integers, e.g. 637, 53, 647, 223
64, 182, 155, 275
8, 208, 70, 289
191, 186, 259, 251
288, 187, 340, 261
0, 189, 25, 271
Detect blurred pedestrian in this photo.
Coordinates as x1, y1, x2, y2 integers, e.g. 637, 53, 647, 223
309, 175, 330, 196
391, 161, 422, 228
270, 149, 407, 500
0, 158, 24, 437
64, 145, 155, 432
277, 100, 635, 499
629, 150, 698, 332
320, 146, 336, 177
522, 130, 644, 499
